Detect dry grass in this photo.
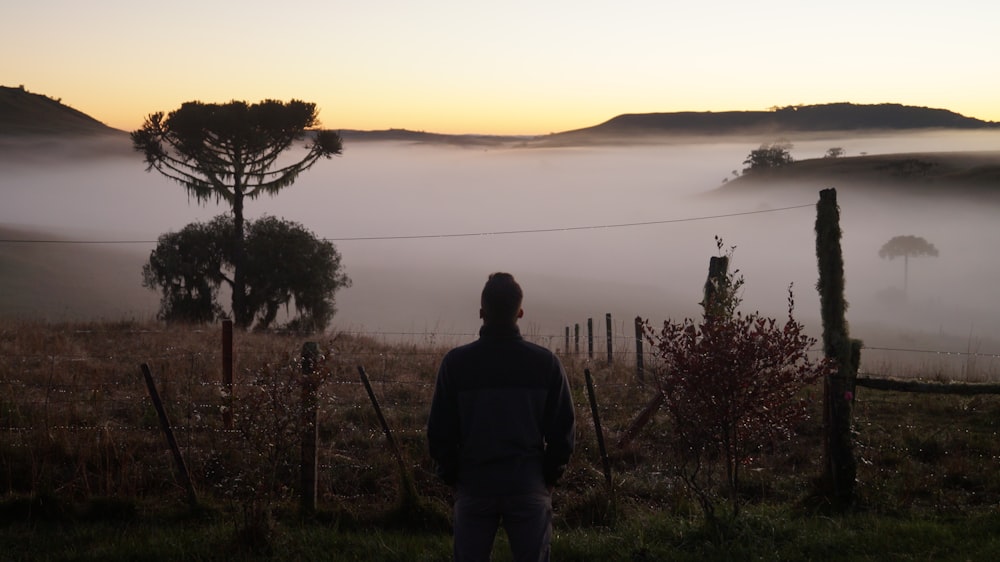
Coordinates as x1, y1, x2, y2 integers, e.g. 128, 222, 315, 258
3, 318, 1000, 532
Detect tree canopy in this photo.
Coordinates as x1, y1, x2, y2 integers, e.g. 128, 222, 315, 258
142, 216, 350, 333
878, 235, 939, 261
742, 141, 793, 174
878, 235, 939, 294
131, 99, 342, 328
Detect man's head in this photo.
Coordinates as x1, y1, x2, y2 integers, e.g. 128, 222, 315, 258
480, 272, 524, 326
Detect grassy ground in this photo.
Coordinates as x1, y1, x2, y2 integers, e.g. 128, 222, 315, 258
2, 320, 1000, 560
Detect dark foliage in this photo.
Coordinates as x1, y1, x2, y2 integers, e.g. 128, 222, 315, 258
142, 216, 350, 332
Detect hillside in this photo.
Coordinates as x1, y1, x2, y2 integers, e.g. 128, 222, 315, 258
541, 103, 1000, 145
0, 85, 121, 136
716, 150, 1000, 198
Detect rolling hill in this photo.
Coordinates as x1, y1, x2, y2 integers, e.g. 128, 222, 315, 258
715, 150, 1000, 198
0, 85, 122, 136
540, 103, 1000, 145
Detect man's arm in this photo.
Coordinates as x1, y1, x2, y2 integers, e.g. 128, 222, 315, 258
427, 359, 461, 485
542, 357, 575, 487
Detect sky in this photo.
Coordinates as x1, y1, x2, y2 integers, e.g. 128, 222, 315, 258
3, 0, 998, 135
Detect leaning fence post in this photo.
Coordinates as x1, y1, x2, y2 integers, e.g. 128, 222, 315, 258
140, 363, 198, 508
300, 342, 320, 516
634, 316, 644, 381
222, 320, 233, 430
584, 369, 613, 491
605, 313, 613, 366
357, 365, 418, 504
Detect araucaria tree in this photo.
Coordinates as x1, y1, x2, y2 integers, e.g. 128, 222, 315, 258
132, 99, 343, 328
878, 235, 939, 294
646, 241, 830, 521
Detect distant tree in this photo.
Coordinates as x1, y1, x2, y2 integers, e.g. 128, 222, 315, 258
142, 215, 350, 333
878, 235, 939, 294
132, 99, 343, 328
742, 141, 793, 174
824, 147, 845, 158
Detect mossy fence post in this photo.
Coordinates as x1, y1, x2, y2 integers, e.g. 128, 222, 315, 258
815, 188, 861, 508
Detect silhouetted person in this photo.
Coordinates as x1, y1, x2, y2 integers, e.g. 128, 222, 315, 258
428, 272, 576, 562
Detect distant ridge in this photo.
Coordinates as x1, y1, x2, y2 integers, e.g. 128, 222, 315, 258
338, 128, 530, 146
543, 103, 1000, 145
1, 88, 998, 145
0, 85, 121, 136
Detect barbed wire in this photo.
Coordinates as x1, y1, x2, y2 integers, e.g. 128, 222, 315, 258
0, 204, 814, 245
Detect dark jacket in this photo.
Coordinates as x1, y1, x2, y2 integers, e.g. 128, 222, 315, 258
427, 324, 576, 496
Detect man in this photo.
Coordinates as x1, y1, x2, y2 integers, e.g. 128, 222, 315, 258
427, 272, 576, 562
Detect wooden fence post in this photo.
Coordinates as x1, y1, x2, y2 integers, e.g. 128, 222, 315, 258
222, 320, 233, 430
634, 316, 644, 381
300, 342, 320, 516
584, 368, 613, 491
816, 187, 860, 509
140, 363, 198, 508
574, 323, 580, 355
605, 313, 613, 366
587, 318, 594, 359
357, 365, 418, 504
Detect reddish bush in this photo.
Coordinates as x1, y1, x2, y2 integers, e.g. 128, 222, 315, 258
647, 249, 830, 520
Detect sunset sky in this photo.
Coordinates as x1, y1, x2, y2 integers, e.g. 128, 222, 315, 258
3, 0, 998, 135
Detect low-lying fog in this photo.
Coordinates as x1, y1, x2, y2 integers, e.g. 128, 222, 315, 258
2, 130, 999, 377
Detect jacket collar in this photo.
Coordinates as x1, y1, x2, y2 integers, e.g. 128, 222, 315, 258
479, 323, 522, 339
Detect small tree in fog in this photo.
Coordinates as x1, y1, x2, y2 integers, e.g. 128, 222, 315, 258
132, 99, 342, 328
878, 235, 939, 294
644, 239, 829, 521
741, 141, 793, 174
824, 147, 845, 158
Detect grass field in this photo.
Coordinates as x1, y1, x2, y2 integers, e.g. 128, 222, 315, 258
2, 319, 1000, 561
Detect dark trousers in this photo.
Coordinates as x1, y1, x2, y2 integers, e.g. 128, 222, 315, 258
453, 489, 553, 562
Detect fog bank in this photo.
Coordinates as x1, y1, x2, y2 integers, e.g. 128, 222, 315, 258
3, 131, 999, 376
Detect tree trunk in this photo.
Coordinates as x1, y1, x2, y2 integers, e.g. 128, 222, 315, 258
903, 254, 909, 295
232, 187, 249, 328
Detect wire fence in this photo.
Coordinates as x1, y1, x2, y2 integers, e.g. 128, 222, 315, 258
3, 321, 1000, 510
